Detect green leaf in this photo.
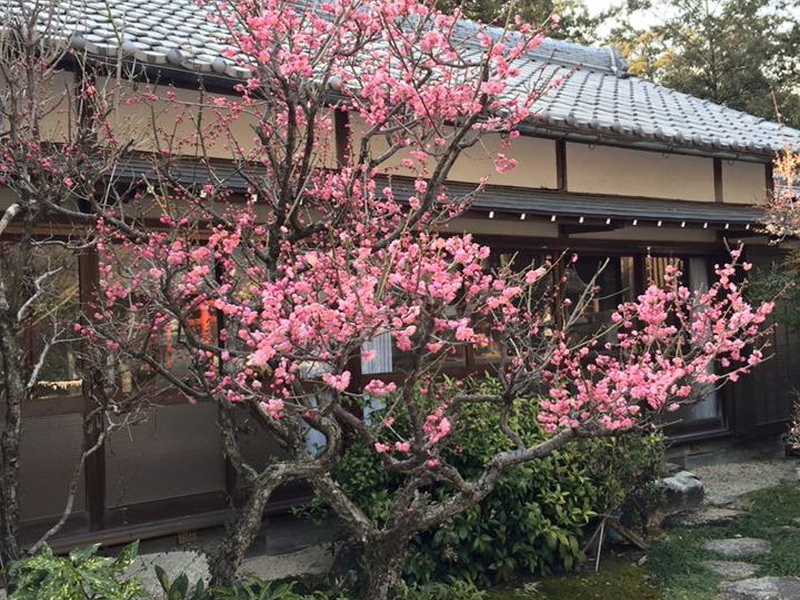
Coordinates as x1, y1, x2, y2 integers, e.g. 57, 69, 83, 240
155, 564, 171, 592
68, 543, 101, 563
113, 541, 140, 571
173, 572, 189, 598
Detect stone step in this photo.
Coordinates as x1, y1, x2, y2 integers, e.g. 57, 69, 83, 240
701, 538, 772, 559
719, 577, 800, 600
666, 507, 745, 527
702, 560, 759, 581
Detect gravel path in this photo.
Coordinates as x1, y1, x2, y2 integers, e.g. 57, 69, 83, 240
692, 459, 800, 505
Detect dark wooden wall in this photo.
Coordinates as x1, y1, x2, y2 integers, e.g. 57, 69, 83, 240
727, 246, 800, 438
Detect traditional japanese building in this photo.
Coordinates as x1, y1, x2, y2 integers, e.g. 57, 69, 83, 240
5, 0, 800, 549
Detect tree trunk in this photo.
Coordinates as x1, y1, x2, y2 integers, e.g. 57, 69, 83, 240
361, 532, 408, 600
0, 206, 24, 570
0, 321, 23, 568
208, 477, 282, 586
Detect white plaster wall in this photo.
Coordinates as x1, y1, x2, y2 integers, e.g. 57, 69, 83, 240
449, 135, 557, 188
567, 143, 715, 202
722, 160, 769, 205
350, 116, 557, 189
98, 78, 336, 166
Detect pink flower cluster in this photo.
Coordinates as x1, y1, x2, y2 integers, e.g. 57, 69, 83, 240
423, 407, 451, 444
538, 257, 772, 432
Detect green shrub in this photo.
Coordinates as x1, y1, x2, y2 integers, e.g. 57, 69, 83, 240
586, 431, 665, 533
786, 395, 800, 456
211, 575, 486, 600
7, 543, 490, 600
306, 379, 664, 587
8, 542, 143, 600
212, 576, 327, 599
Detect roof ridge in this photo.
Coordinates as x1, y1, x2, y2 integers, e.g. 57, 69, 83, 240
455, 18, 628, 76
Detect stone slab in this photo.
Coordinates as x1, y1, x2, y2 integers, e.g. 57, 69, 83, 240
769, 526, 800, 535
719, 577, 800, 600
657, 470, 704, 513
701, 538, 772, 558
127, 550, 210, 597
242, 543, 333, 582
667, 507, 745, 527
702, 560, 759, 581
708, 494, 741, 507
126, 544, 333, 597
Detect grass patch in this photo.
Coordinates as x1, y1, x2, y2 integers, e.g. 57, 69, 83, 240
486, 555, 663, 600
648, 484, 800, 600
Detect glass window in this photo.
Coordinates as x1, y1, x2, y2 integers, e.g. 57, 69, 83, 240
562, 255, 635, 341
645, 255, 684, 288
100, 245, 219, 396
0, 243, 84, 398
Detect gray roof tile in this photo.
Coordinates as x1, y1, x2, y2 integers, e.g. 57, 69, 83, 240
24, 0, 800, 156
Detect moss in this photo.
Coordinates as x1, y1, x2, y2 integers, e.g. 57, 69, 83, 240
486, 555, 663, 600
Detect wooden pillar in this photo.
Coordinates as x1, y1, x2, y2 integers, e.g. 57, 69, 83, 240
334, 110, 350, 167
713, 157, 723, 203
78, 250, 106, 531
765, 161, 774, 197
555, 138, 567, 192
632, 255, 647, 295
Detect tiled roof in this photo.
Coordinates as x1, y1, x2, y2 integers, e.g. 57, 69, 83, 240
38, 0, 800, 157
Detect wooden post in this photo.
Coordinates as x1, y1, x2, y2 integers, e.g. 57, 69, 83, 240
555, 139, 567, 192
78, 251, 106, 531
334, 110, 350, 167
713, 157, 724, 203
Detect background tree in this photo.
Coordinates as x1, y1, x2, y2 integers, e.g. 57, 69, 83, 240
609, 0, 800, 127
0, 3, 156, 570
437, 0, 622, 44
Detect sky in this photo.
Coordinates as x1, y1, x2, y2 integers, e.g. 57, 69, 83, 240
578, 0, 799, 28
581, 0, 622, 13
580, 0, 662, 29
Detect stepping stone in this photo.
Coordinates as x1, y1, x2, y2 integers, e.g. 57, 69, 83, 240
793, 517, 800, 526
701, 538, 772, 558
708, 493, 741, 507
702, 560, 759, 581
770, 526, 800, 535
719, 577, 800, 600
667, 507, 745, 527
